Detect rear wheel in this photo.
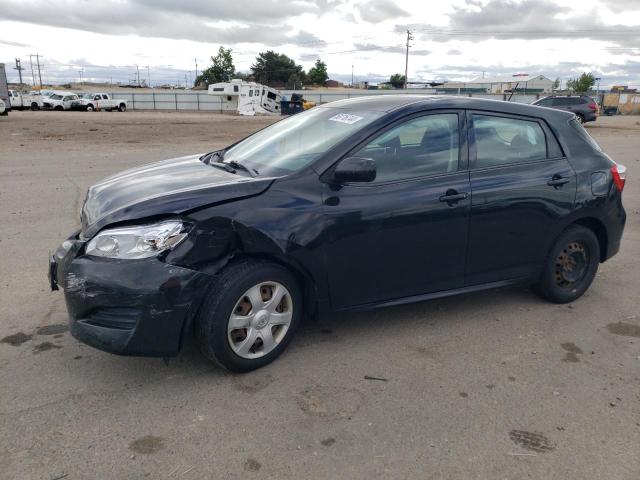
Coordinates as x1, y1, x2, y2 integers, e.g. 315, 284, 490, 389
54, 106, 63, 111
576, 113, 585, 124
30, 102, 39, 111
535, 225, 600, 303
118, 103, 126, 112
196, 260, 302, 372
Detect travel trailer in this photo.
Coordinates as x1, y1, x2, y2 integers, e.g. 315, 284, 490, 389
208, 79, 281, 115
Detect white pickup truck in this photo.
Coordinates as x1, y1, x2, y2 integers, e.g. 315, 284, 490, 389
8, 90, 44, 110
72, 93, 127, 112
42, 92, 80, 111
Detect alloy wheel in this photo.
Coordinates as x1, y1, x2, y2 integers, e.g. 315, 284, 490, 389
227, 281, 293, 359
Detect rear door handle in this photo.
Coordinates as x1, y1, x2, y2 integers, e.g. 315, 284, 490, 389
547, 175, 570, 187
439, 191, 468, 203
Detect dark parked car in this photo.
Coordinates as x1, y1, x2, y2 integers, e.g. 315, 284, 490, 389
532, 95, 599, 123
49, 96, 626, 372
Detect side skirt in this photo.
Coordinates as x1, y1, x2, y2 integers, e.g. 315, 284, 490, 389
336, 277, 532, 313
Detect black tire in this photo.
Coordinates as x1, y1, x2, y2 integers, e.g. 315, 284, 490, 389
118, 103, 126, 112
576, 113, 585, 124
30, 102, 39, 111
535, 225, 600, 303
54, 106, 63, 111
195, 260, 302, 372
86, 104, 94, 112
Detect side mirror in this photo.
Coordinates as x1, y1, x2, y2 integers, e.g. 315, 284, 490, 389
332, 157, 376, 183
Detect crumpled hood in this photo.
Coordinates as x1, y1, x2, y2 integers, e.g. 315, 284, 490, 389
81, 154, 275, 238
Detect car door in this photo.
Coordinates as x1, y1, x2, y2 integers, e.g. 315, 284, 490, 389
322, 111, 471, 309
63, 95, 75, 110
465, 111, 576, 285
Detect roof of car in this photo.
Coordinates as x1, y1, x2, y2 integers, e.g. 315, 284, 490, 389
322, 94, 574, 120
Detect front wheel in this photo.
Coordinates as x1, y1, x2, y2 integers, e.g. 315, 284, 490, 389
196, 260, 302, 372
86, 104, 94, 112
535, 225, 600, 303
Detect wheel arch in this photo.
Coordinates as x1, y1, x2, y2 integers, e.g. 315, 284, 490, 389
228, 252, 320, 320
571, 216, 608, 262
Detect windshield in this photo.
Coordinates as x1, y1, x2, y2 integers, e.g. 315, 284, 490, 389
50, 94, 63, 100
222, 107, 383, 176
80, 94, 93, 99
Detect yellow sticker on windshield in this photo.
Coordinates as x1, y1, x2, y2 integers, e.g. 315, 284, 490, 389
328, 113, 364, 125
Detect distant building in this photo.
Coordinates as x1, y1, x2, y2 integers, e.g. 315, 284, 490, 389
442, 74, 554, 94
611, 85, 637, 93
326, 79, 343, 88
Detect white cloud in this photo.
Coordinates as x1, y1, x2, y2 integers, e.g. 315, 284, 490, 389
1, 0, 638, 88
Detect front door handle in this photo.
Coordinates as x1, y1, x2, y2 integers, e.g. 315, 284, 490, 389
547, 175, 570, 187
439, 191, 468, 203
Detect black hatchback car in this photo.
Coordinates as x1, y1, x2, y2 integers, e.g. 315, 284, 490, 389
532, 95, 599, 124
49, 96, 626, 372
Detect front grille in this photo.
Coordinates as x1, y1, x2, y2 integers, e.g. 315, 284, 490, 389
83, 307, 139, 330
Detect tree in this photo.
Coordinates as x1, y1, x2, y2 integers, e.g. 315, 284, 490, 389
389, 73, 406, 88
251, 51, 305, 86
195, 46, 235, 86
566, 72, 596, 93
287, 72, 304, 90
307, 59, 328, 86
553, 77, 561, 90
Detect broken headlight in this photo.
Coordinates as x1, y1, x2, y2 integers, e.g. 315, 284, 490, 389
85, 220, 188, 259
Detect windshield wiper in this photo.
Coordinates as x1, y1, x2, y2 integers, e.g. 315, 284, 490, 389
200, 150, 225, 165
226, 160, 258, 177
209, 162, 237, 174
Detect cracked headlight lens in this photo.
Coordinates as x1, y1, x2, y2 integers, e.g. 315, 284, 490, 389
86, 220, 188, 259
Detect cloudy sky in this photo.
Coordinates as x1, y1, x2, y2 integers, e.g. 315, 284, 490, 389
1, 0, 639, 88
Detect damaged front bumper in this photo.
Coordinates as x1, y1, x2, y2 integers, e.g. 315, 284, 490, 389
49, 232, 213, 357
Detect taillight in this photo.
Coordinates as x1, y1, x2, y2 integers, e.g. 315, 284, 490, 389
588, 102, 597, 111
611, 164, 626, 192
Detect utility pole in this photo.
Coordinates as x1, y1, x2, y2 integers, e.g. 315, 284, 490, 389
404, 29, 413, 89
36, 54, 42, 88
14, 58, 24, 85
30, 54, 43, 88
28, 56, 35, 86
136, 65, 140, 87
146, 66, 151, 88
79, 67, 84, 84
351, 62, 354, 87
194, 58, 198, 84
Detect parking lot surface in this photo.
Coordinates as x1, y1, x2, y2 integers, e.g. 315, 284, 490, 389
1, 111, 639, 479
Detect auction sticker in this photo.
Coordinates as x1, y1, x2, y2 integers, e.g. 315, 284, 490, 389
329, 113, 363, 125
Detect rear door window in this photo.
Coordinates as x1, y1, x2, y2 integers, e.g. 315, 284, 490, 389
472, 114, 547, 168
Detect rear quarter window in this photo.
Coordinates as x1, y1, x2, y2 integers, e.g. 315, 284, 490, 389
568, 118, 602, 151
